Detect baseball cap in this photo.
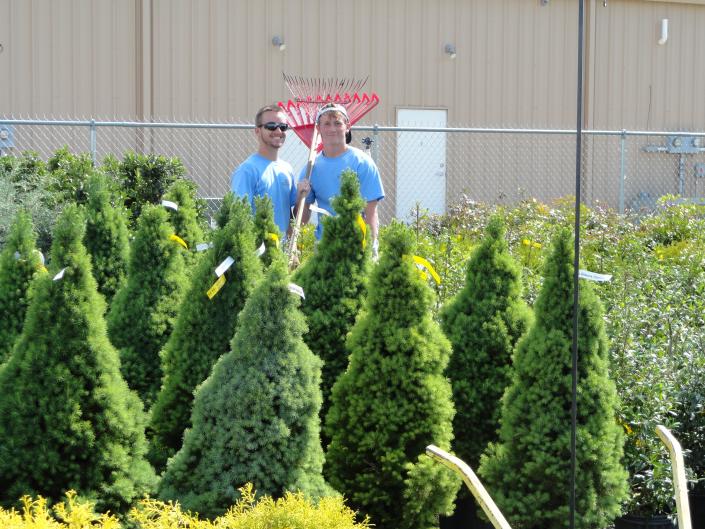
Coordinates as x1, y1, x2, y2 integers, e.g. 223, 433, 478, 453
315, 104, 349, 124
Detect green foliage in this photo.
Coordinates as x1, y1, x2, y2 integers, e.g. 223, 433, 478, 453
83, 174, 130, 305
45, 147, 97, 206
103, 152, 186, 226
0, 152, 57, 251
479, 228, 628, 529
148, 197, 263, 471
0, 205, 156, 513
107, 204, 187, 407
293, 170, 370, 435
0, 211, 42, 363
439, 215, 532, 470
325, 221, 459, 529
0, 491, 120, 529
253, 195, 281, 269
158, 253, 331, 518
162, 179, 207, 268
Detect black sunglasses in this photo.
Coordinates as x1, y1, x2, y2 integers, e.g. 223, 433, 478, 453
259, 122, 289, 131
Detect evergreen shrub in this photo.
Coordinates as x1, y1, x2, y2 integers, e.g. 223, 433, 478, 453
253, 195, 281, 268
479, 228, 628, 529
0, 204, 156, 513
107, 204, 187, 406
439, 215, 531, 469
325, 221, 459, 529
162, 179, 207, 268
148, 196, 263, 471
158, 252, 330, 518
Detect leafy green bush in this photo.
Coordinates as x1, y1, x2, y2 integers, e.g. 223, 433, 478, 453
253, 195, 281, 268
440, 215, 532, 470
158, 252, 330, 518
325, 221, 459, 529
293, 170, 370, 436
0, 211, 42, 363
479, 228, 628, 529
0, 204, 156, 513
107, 204, 187, 407
83, 174, 130, 305
148, 196, 262, 471
45, 146, 97, 206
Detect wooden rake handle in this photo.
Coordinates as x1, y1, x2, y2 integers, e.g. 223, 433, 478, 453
287, 124, 320, 267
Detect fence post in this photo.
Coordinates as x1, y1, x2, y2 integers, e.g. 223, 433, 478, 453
619, 130, 626, 214
372, 123, 379, 165
90, 119, 97, 167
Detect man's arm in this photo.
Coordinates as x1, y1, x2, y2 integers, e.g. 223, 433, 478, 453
364, 200, 379, 241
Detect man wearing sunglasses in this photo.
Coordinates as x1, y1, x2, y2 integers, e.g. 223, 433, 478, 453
296, 103, 384, 256
231, 104, 299, 236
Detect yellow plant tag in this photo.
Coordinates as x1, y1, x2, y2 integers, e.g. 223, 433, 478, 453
356, 215, 367, 249
169, 234, 188, 249
412, 255, 441, 285
206, 274, 226, 299
267, 232, 279, 246
38, 265, 48, 273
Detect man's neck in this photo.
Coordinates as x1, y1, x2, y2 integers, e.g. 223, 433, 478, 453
258, 146, 278, 161
322, 144, 347, 158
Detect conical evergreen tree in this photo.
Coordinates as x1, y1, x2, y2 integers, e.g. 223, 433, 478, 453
148, 197, 263, 471
0, 205, 156, 513
325, 221, 459, 529
83, 173, 130, 305
440, 215, 531, 469
253, 195, 281, 269
215, 191, 237, 229
158, 251, 331, 518
0, 211, 42, 364
162, 179, 205, 269
478, 228, 628, 529
292, 170, 370, 431
107, 204, 187, 407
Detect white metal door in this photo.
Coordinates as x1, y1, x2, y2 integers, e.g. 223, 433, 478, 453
396, 108, 447, 220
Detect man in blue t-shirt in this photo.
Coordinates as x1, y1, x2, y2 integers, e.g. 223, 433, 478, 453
231, 104, 298, 236
296, 103, 385, 254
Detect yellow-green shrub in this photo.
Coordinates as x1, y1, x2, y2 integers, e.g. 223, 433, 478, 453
0, 486, 369, 529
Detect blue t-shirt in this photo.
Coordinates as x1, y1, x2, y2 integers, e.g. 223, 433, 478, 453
231, 153, 297, 235
298, 147, 384, 239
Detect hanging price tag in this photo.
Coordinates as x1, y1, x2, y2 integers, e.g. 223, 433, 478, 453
412, 255, 441, 285
267, 232, 280, 246
161, 200, 178, 211
169, 234, 188, 249
578, 269, 612, 282
255, 242, 266, 257
53, 268, 66, 281
206, 274, 226, 299
196, 242, 213, 252
14, 251, 20, 260
214, 256, 234, 277
288, 283, 305, 299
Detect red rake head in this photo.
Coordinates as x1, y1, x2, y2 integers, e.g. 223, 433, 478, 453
278, 92, 379, 149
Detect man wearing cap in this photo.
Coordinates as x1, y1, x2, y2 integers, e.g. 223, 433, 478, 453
231, 104, 299, 236
296, 103, 385, 253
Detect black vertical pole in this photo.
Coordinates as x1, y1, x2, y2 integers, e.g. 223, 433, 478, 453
571, 1, 586, 529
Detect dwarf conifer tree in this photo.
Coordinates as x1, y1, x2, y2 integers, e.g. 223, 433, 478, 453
253, 195, 281, 268
440, 215, 531, 469
158, 251, 331, 518
83, 173, 130, 305
292, 170, 370, 428
215, 191, 237, 229
0, 205, 156, 513
478, 228, 627, 529
148, 197, 263, 471
107, 204, 187, 407
162, 179, 205, 269
0, 211, 41, 363
325, 221, 459, 529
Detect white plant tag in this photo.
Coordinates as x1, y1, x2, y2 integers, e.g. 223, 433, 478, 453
214, 256, 234, 277
53, 268, 66, 281
578, 269, 612, 282
36, 250, 45, 265
309, 204, 332, 216
161, 200, 178, 211
196, 242, 213, 252
288, 283, 305, 299
14, 251, 20, 260
255, 242, 266, 257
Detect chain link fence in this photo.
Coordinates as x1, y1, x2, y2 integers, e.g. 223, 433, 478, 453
2, 118, 705, 224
